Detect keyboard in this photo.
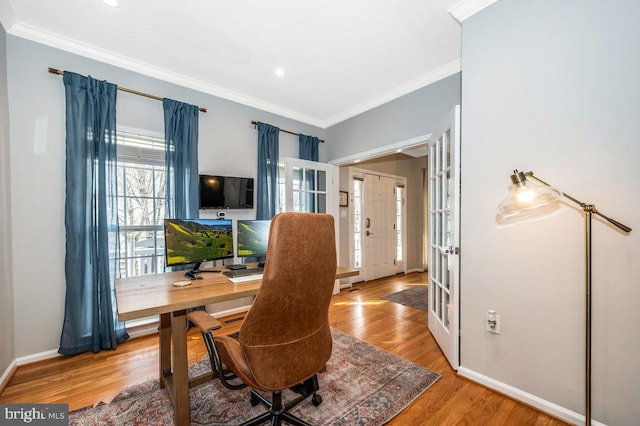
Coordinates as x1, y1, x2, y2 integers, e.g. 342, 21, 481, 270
224, 267, 264, 284
228, 274, 263, 284
223, 267, 264, 278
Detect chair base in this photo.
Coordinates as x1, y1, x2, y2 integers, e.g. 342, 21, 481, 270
239, 376, 322, 426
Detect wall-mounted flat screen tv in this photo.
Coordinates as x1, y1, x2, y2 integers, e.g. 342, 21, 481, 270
199, 175, 254, 209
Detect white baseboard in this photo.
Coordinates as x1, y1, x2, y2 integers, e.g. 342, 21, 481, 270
338, 269, 422, 288
1, 306, 254, 389
16, 349, 60, 366
0, 350, 62, 390
208, 304, 251, 318
0, 359, 17, 394
126, 322, 160, 339
457, 367, 605, 426
126, 305, 252, 339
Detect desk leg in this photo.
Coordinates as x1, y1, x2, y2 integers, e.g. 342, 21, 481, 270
159, 313, 171, 389
172, 309, 190, 426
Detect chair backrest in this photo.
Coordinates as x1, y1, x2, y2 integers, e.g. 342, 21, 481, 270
239, 212, 337, 391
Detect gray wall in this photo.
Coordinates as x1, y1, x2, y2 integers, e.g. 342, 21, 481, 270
325, 73, 460, 161
0, 23, 15, 383
460, 1, 640, 424
5, 36, 326, 358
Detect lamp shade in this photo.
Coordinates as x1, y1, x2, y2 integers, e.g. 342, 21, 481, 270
497, 170, 562, 226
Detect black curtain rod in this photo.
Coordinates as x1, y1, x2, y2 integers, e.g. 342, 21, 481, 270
48, 67, 207, 113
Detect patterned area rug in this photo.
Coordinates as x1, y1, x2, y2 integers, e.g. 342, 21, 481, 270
381, 286, 429, 311
69, 329, 439, 425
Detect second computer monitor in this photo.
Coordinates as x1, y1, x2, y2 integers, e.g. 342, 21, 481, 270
237, 219, 271, 258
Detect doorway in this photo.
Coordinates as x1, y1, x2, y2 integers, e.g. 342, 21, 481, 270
335, 144, 428, 285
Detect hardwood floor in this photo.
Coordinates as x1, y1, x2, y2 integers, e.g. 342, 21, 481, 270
0, 272, 567, 425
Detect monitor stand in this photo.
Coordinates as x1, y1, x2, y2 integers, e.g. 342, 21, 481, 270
184, 262, 221, 280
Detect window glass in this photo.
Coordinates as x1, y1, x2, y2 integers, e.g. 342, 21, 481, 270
353, 178, 363, 269
116, 130, 166, 278
396, 186, 404, 262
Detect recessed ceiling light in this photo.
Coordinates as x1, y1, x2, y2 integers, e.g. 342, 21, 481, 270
274, 68, 286, 77
101, 0, 120, 7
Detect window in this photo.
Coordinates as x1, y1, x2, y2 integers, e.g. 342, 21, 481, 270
116, 129, 166, 278
395, 185, 404, 263
352, 178, 363, 269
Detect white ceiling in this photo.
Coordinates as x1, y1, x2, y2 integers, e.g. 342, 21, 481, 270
0, 0, 491, 128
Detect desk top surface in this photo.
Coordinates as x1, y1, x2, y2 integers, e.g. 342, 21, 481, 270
115, 265, 358, 321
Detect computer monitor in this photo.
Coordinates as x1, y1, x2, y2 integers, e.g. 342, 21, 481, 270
164, 219, 233, 276
236, 220, 271, 259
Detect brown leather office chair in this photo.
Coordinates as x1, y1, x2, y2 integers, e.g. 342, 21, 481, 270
210, 212, 337, 426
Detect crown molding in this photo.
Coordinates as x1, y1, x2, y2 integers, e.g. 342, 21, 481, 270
8, 21, 326, 128
323, 58, 461, 128
448, 0, 500, 23
8, 20, 460, 130
0, 0, 17, 31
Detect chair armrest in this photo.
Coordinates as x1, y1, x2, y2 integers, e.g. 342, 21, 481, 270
188, 310, 223, 333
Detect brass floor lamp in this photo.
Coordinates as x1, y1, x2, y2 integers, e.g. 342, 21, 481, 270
498, 170, 632, 426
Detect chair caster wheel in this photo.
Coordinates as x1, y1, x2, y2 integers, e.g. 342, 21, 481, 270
312, 393, 322, 406
250, 393, 260, 406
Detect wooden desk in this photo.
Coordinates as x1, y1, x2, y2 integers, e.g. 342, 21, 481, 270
115, 266, 358, 426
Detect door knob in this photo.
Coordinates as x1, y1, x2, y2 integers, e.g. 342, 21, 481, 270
366, 230, 373, 236
444, 246, 459, 255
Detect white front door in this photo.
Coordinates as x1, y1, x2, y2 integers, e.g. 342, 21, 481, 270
427, 105, 461, 370
363, 174, 395, 281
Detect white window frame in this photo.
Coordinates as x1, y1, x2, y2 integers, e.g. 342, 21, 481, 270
395, 184, 406, 274
116, 126, 166, 330
352, 177, 364, 272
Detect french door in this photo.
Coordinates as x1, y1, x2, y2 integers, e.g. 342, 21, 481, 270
283, 157, 336, 216
427, 105, 461, 370
283, 157, 340, 293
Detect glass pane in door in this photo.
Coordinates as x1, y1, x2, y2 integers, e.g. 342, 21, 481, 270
318, 170, 326, 191
293, 167, 302, 191
306, 192, 316, 213
317, 194, 326, 213
303, 168, 315, 191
